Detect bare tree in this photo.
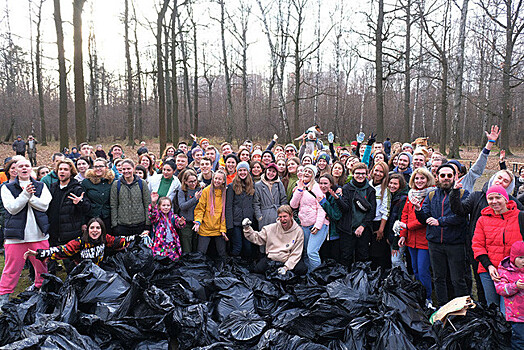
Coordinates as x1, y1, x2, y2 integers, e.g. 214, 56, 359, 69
448, 0, 469, 158
54, 0, 68, 149
157, 0, 170, 154
219, 0, 235, 142
132, 1, 143, 141
171, 1, 180, 145
124, 0, 134, 146
35, 0, 47, 145
88, 24, 100, 142
73, 0, 87, 144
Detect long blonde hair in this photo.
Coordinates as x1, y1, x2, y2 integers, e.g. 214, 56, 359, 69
209, 170, 227, 220
370, 161, 389, 198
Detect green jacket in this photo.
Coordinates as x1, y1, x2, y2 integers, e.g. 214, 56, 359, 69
110, 175, 151, 228
320, 193, 342, 240
41, 170, 59, 188
81, 169, 115, 219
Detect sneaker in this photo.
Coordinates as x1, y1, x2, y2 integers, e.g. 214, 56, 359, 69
25, 284, 39, 292
425, 299, 436, 311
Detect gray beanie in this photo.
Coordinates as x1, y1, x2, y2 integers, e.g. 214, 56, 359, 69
237, 161, 250, 172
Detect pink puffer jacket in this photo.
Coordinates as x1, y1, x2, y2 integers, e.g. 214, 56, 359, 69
495, 256, 524, 322
289, 182, 328, 230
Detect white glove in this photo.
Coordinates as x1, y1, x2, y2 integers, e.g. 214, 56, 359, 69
327, 132, 334, 143
277, 266, 288, 275
392, 220, 406, 236
242, 218, 252, 227
356, 132, 365, 143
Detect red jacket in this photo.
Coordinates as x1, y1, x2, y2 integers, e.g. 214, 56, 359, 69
472, 200, 521, 274
400, 197, 428, 249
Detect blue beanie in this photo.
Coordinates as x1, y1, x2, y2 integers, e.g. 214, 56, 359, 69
317, 152, 331, 164
237, 161, 250, 172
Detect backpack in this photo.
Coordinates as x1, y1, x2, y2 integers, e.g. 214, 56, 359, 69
518, 211, 524, 240
117, 177, 144, 195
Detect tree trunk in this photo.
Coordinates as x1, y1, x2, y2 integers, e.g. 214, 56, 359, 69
157, 0, 170, 155
220, 0, 234, 142
192, 18, 199, 135
88, 29, 99, 142
375, 0, 385, 140
133, 2, 143, 141
125, 0, 134, 146
176, 6, 193, 133
402, 0, 411, 142
36, 0, 47, 145
73, 0, 87, 144
164, 23, 172, 143
439, 59, 448, 154
449, 0, 469, 158
171, 2, 179, 145
54, 0, 68, 150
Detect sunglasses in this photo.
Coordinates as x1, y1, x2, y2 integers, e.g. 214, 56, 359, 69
439, 173, 454, 179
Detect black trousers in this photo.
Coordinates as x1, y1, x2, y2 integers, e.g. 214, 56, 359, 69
428, 241, 468, 307
114, 223, 148, 236
339, 227, 371, 269
253, 256, 308, 276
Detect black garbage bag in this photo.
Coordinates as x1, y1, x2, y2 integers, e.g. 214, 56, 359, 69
58, 284, 78, 324
143, 285, 175, 314
21, 319, 100, 350
65, 260, 130, 321
122, 239, 156, 277
165, 303, 218, 350
39, 273, 64, 294
10, 292, 53, 326
374, 311, 418, 350
213, 283, 255, 322
133, 340, 170, 350
219, 310, 267, 344
292, 283, 327, 308
264, 260, 303, 284
0, 304, 23, 347
326, 277, 379, 317
432, 303, 511, 350
306, 260, 348, 286
255, 328, 329, 350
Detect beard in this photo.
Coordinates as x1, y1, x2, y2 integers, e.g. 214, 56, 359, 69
437, 180, 453, 190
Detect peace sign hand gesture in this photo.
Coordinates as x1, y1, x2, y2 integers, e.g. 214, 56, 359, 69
68, 192, 84, 205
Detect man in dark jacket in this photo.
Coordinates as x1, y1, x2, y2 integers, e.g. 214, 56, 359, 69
334, 162, 377, 268
47, 159, 91, 273
415, 164, 469, 307
12, 135, 26, 156
450, 169, 524, 304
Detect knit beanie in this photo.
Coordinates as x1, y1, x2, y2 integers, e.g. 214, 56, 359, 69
486, 184, 509, 202
237, 161, 250, 172
301, 154, 313, 164
510, 241, 524, 264
304, 164, 318, 177
398, 152, 413, 166
199, 138, 210, 147
224, 153, 239, 163
317, 152, 331, 164
284, 143, 298, 153
402, 142, 413, 151
252, 150, 263, 158
262, 150, 275, 162
447, 159, 463, 171
266, 162, 279, 173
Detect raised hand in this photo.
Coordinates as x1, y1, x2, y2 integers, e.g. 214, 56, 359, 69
485, 125, 501, 142
367, 132, 377, 146
356, 132, 365, 143
499, 149, 506, 163
454, 177, 464, 190
327, 132, 334, 143
151, 191, 159, 204
68, 192, 84, 205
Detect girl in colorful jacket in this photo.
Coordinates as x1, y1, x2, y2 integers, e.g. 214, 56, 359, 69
495, 241, 524, 349
149, 192, 185, 261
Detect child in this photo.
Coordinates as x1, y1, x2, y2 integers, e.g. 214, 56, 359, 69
495, 240, 524, 349
24, 218, 137, 266
149, 192, 185, 261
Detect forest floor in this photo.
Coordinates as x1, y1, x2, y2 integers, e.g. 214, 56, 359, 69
0, 140, 522, 298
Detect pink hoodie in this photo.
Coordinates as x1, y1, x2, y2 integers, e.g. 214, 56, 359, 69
495, 256, 524, 322
289, 182, 328, 230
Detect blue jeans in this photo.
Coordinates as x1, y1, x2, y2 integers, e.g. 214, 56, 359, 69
479, 272, 505, 314
512, 322, 524, 349
408, 247, 432, 300
391, 246, 408, 274
229, 226, 253, 257
302, 224, 328, 272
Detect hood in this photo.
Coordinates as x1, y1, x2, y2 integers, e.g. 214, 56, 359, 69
480, 199, 519, 217
85, 168, 115, 185
499, 256, 524, 272
485, 173, 516, 196
261, 173, 281, 188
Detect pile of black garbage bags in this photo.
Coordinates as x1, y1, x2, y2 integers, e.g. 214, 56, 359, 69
0, 240, 512, 349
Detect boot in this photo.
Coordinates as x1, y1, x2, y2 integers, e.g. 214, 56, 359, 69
0, 294, 10, 308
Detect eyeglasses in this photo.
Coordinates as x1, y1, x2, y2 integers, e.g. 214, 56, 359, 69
94, 165, 106, 169
439, 173, 454, 179
354, 172, 367, 176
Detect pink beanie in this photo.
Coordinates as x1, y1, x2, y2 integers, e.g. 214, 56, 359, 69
486, 184, 509, 202
510, 241, 524, 264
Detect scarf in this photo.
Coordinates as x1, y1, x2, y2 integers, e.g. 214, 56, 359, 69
408, 187, 434, 204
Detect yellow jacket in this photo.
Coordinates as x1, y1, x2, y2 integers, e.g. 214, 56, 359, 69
194, 186, 227, 237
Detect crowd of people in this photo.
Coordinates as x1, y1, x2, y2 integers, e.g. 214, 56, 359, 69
1, 126, 524, 347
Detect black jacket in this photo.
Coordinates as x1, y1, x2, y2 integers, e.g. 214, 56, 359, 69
450, 181, 524, 239
225, 185, 255, 229
48, 179, 91, 245
334, 179, 377, 235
